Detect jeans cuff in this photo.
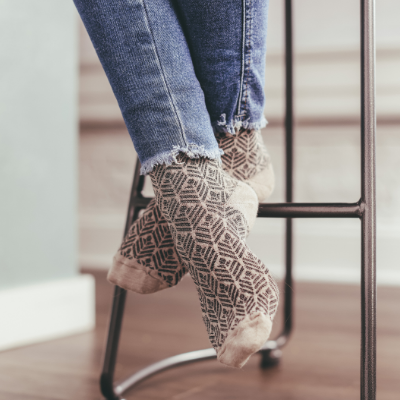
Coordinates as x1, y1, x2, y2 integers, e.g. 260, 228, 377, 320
213, 114, 268, 135
140, 144, 224, 175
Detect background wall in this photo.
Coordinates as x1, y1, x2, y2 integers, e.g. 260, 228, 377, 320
265, 0, 400, 122
0, 0, 94, 351
0, 0, 78, 288
78, 0, 400, 285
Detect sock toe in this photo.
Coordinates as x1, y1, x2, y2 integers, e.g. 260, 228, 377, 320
217, 312, 272, 368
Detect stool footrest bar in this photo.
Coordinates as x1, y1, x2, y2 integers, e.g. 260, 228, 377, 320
258, 202, 363, 218
133, 198, 364, 219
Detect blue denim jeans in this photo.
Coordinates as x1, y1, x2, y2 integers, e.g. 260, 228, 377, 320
74, 0, 269, 174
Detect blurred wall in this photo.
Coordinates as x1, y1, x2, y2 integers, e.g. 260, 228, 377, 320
268, 0, 400, 52
265, 0, 400, 121
0, 0, 77, 288
0, 0, 94, 351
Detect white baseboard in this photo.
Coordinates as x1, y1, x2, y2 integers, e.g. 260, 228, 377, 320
0, 274, 95, 351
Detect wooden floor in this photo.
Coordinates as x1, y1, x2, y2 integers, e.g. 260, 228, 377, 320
1, 271, 399, 400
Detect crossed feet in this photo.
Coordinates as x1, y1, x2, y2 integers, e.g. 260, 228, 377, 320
108, 129, 279, 368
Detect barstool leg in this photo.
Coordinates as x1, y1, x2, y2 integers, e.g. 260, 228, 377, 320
260, 0, 294, 368
360, 1, 376, 399
100, 287, 127, 400
100, 160, 145, 400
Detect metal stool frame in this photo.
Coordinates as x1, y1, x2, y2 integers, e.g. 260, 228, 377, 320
100, 0, 376, 398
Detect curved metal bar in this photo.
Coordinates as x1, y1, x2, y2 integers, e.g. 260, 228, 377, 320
114, 348, 216, 396
114, 340, 280, 396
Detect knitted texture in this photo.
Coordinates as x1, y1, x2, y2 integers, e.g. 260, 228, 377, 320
217, 128, 270, 182
108, 198, 185, 293
108, 130, 274, 293
149, 156, 279, 364
217, 129, 274, 202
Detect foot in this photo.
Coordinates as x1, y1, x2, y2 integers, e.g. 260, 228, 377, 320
108, 129, 275, 294
107, 199, 185, 293
150, 155, 279, 367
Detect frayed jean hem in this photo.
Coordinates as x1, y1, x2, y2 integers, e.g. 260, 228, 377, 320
140, 144, 224, 175
213, 114, 268, 135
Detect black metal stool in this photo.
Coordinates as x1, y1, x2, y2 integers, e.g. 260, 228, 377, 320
99, 0, 377, 398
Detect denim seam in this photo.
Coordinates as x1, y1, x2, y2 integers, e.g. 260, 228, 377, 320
236, 0, 247, 116
242, 0, 253, 113
215, 0, 267, 135
141, 0, 188, 147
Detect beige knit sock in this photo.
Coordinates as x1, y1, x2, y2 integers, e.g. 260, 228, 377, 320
217, 128, 275, 202
107, 168, 259, 293
108, 130, 275, 294
149, 155, 279, 368
107, 198, 185, 294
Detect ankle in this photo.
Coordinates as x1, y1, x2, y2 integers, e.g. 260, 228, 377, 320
217, 129, 274, 202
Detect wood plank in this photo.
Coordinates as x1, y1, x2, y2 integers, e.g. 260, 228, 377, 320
0, 270, 399, 399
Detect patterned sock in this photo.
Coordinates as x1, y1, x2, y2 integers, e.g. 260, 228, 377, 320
149, 155, 279, 368
108, 129, 274, 293
217, 128, 274, 202
107, 198, 185, 293
108, 157, 258, 293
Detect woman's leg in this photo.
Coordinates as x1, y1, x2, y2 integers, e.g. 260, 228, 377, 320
74, 0, 212, 291
74, 0, 279, 367
149, 154, 278, 368
111, 0, 274, 291
174, 0, 269, 134
175, 0, 275, 200
73, 0, 222, 174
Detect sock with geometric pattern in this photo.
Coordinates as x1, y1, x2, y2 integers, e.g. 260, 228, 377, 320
149, 155, 279, 368
217, 128, 275, 202
108, 198, 186, 293
108, 129, 275, 293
